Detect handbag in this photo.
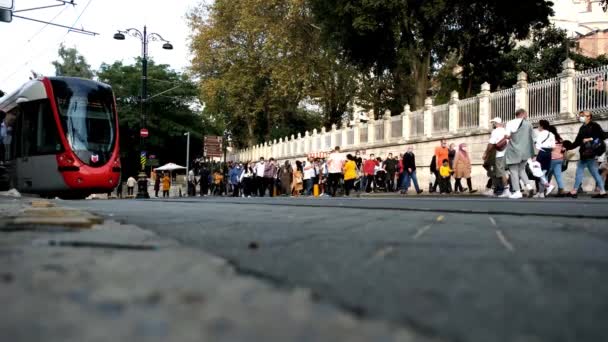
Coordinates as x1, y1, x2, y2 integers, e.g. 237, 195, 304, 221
561, 159, 569, 172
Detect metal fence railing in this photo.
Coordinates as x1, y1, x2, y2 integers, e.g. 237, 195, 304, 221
576, 65, 608, 115
528, 77, 560, 122
490, 88, 516, 122
410, 110, 424, 137
375, 121, 384, 141
314, 136, 321, 151
432, 104, 449, 133
360, 124, 368, 143
391, 116, 402, 139
458, 97, 479, 130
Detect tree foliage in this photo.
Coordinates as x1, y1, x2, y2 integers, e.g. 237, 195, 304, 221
96, 59, 216, 177
52, 43, 95, 79
309, 0, 554, 108
188, 0, 357, 148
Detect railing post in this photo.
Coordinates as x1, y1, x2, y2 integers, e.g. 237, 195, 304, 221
312, 129, 318, 152
559, 58, 576, 119
367, 113, 376, 144
339, 121, 347, 146
290, 135, 295, 156
330, 124, 337, 148
423, 97, 433, 138
271, 139, 277, 157
383, 109, 391, 142
295, 132, 301, 155
449, 91, 459, 133
320, 127, 326, 150
402, 104, 411, 141
478, 82, 491, 130
353, 116, 361, 147
278, 138, 283, 158
515, 71, 528, 111
304, 131, 310, 154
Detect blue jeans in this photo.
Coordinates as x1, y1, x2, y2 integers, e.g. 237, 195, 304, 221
546, 160, 565, 190
401, 170, 420, 192
304, 179, 313, 195
574, 159, 605, 191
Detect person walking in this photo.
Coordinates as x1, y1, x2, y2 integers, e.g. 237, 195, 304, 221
343, 154, 358, 196
483, 117, 509, 197
533, 120, 556, 197
505, 109, 536, 199
401, 146, 423, 195
438, 159, 452, 194
453, 143, 477, 194
546, 125, 567, 197
303, 158, 315, 196
363, 154, 378, 193
263, 158, 278, 197
116, 176, 124, 199
199, 164, 210, 196
187, 170, 196, 197
566, 110, 607, 198
154, 172, 161, 197
292, 160, 304, 196
326, 146, 345, 197
383, 153, 398, 192
161, 172, 171, 198
229, 163, 243, 197
255, 157, 266, 196
126, 176, 137, 197
278, 161, 293, 196
240, 163, 255, 197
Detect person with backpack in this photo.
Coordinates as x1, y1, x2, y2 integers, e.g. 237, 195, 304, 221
565, 111, 607, 199
505, 109, 536, 199
401, 146, 423, 195
483, 117, 509, 197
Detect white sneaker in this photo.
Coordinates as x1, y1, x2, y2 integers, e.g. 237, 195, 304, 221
525, 183, 534, 191
483, 189, 495, 197
499, 190, 512, 198
545, 184, 556, 195
509, 191, 523, 199
533, 192, 545, 198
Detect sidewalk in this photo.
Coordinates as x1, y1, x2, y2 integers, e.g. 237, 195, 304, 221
0, 198, 435, 342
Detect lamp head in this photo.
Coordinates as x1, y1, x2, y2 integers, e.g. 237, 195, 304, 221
162, 42, 173, 50
113, 32, 126, 40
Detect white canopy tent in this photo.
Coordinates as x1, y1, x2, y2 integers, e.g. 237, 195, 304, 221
155, 163, 187, 171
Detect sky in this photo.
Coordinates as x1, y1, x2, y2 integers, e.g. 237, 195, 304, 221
0, 0, 203, 96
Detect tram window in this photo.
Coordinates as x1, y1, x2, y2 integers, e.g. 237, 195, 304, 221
18, 100, 62, 156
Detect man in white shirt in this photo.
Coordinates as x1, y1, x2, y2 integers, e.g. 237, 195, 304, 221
484, 117, 509, 197
303, 157, 316, 196
326, 146, 345, 197
255, 157, 266, 196
126, 176, 137, 197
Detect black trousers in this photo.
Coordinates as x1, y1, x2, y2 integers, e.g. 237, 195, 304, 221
454, 178, 473, 192
127, 186, 134, 196
439, 177, 451, 193
387, 172, 395, 192
256, 177, 265, 196
232, 183, 240, 197
365, 175, 375, 193
327, 173, 341, 197
344, 179, 355, 196
200, 181, 209, 196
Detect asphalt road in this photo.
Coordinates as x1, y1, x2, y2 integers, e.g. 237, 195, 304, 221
66, 196, 608, 342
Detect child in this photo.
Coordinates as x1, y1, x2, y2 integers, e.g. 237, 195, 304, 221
439, 159, 452, 194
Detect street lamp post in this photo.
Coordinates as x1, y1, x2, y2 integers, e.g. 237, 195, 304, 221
114, 26, 173, 199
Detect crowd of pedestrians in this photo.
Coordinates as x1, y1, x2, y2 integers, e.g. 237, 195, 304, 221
169, 109, 607, 200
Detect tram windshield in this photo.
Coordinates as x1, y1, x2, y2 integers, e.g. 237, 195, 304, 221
51, 78, 116, 166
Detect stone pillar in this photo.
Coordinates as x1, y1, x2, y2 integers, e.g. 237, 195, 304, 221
312, 129, 318, 152
330, 124, 337, 148
423, 97, 433, 138
304, 131, 311, 154
341, 122, 348, 146
449, 91, 459, 133
515, 71, 528, 111
559, 58, 576, 119
296, 133, 302, 155
353, 116, 361, 147
383, 109, 391, 142
290, 135, 295, 156
278, 138, 283, 158
478, 82, 491, 130
402, 104, 411, 141
264, 142, 269, 159
320, 127, 326, 150
368, 115, 376, 144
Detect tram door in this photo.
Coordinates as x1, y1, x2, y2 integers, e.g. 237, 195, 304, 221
15, 100, 64, 192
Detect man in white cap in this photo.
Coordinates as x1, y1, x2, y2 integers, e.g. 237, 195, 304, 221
483, 117, 510, 197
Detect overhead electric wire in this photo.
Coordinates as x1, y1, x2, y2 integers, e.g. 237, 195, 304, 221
0, 0, 94, 86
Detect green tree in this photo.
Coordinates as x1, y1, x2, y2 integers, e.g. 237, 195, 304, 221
188, 0, 356, 147
96, 59, 215, 176
309, 0, 554, 108
51, 43, 95, 78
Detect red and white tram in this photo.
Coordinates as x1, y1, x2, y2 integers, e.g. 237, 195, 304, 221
0, 77, 120, 199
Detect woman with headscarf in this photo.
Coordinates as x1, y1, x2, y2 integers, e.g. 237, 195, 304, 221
453, 143, 477, 193
292, 160, 304, 196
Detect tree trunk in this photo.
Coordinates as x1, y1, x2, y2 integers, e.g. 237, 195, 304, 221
410, 51, 431, 110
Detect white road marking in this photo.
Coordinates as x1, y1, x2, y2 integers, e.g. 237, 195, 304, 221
496, 229, 515, 253
412, 224, 433, 240
489, 216, 497, 227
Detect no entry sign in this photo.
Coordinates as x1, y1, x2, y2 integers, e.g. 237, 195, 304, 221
140, 128, 149, 138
